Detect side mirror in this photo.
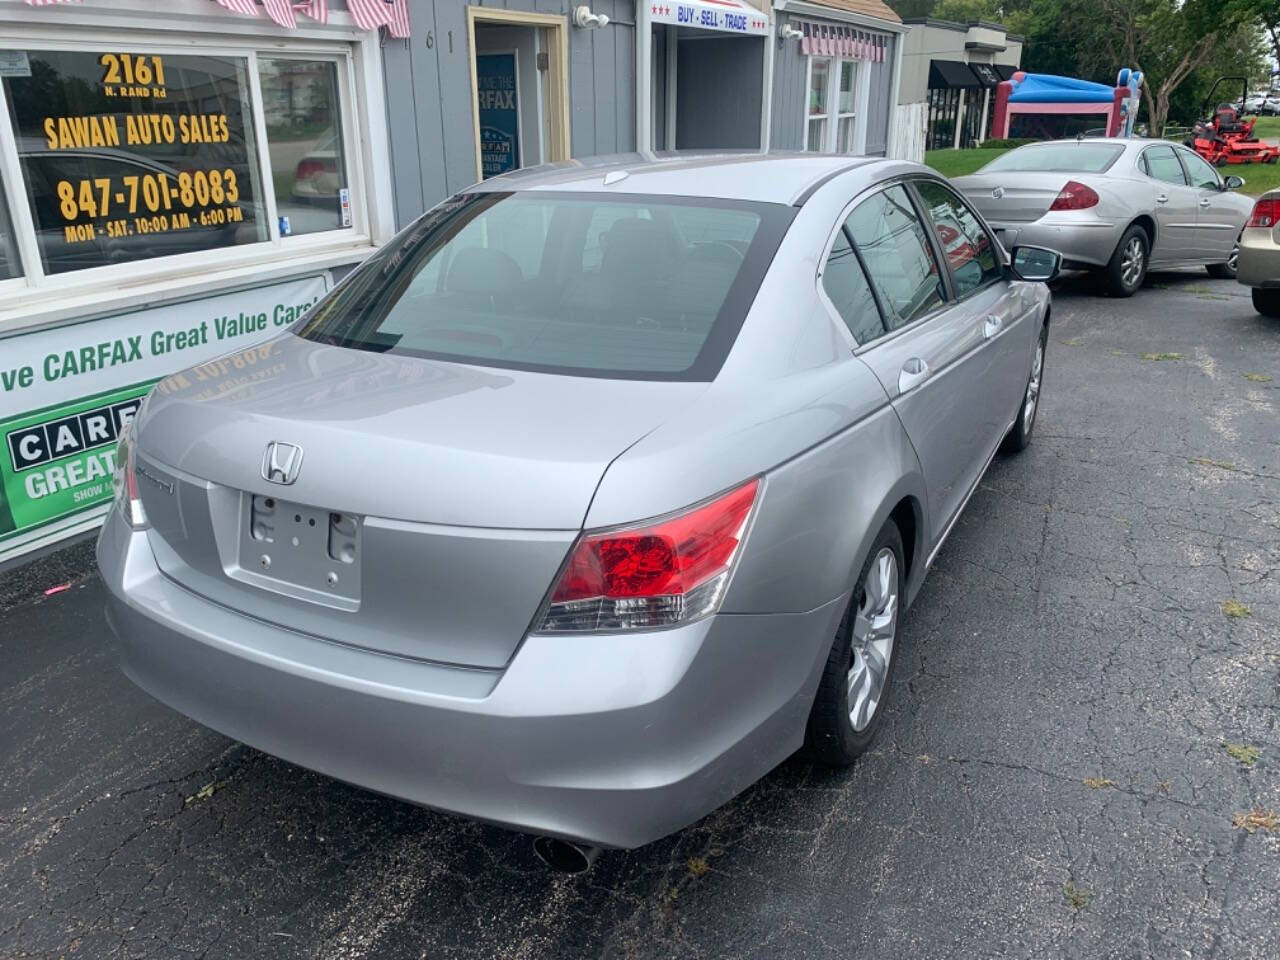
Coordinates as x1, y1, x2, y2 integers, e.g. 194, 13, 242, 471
1224, 174, 1246, 190
1009, 245, 1062, 283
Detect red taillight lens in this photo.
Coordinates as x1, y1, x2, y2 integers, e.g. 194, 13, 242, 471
295, 158, 335, 181
538, 478, 761, 632
112, 421, 147, 528
1247, 198, 1280, 227
1048, 180, 1100, 212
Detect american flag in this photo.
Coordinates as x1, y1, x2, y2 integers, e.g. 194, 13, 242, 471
296, 0, 327, 23
213, 0, 259, 15
262, 0, 296, 27
348, 0, 409, 37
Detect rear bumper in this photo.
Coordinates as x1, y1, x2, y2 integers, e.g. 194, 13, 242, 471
989, 218, 1121, 269
97, 509, 843, 849
1237, 227, 1280, 288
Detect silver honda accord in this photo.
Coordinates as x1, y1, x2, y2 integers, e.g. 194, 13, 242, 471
98, 154, 1058, 864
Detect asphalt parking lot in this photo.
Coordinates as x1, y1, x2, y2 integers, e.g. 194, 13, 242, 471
1, 271, 1277, 960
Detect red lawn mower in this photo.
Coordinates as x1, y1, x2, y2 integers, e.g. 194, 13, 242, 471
1185, 77, 1280, 166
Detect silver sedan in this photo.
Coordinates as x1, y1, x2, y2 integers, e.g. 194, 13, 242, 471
98, 154, 1057, 868
954, 138, 1254, 296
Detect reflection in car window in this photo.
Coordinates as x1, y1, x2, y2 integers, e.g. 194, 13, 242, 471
1178, 149, 1222, 190
1142, 146, 1188, 186
822, 228, 885, 345
0, 177, 20, 280
845, 185, 945, 331
913, 179, 1001, 298
980, 142, 1124, 174
299, 192, 793, 381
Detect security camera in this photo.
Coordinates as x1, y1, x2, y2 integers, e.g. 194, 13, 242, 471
779, 24, 804, 41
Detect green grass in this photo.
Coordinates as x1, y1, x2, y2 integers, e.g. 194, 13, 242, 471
926, 125, 1280, 195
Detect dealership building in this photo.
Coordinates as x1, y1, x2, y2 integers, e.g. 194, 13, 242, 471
0, 0, 903, 567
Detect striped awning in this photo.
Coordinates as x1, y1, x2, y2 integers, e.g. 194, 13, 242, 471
799, 20, 886, 62
20, 0, 410, 37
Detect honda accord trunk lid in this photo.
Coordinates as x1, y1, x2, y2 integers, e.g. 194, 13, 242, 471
132, 335, 706, 668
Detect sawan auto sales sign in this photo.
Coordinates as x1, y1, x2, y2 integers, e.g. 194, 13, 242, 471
0, 275, 328, 558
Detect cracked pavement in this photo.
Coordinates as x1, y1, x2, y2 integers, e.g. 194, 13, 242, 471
1, 271, 1277, 959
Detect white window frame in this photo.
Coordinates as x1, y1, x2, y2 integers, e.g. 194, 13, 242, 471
803, 52, 873, 155
0, 13, 393, 333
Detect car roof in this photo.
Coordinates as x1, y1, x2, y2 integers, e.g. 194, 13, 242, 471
468, 151, 890, 206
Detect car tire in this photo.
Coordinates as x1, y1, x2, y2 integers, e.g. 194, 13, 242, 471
803, 519, 905, 767
1105, 225, 1149, 297
1252, 288, 1280, 317
1207, 233, 1241, 279
1003, 322, 1047, 454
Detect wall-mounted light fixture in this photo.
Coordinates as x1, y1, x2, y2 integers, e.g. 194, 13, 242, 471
779, 24, 804, 41
574, 5, 610, 28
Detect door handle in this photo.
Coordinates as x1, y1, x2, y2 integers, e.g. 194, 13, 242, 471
898, 357, 930, 393
1155, 194, 1169, 204
983, 314, 1003, 339
1200, 198, 1212, 208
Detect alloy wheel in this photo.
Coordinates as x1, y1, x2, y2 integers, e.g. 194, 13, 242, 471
1228, 239, 1240, 274
1121, 237, 1145, 289
847, 548, 899, 732
1024, 337, 1044, 431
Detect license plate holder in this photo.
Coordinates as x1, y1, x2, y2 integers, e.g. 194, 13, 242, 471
234, 494, 362, 609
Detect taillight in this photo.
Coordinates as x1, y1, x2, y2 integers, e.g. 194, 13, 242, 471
295, 158, 335, 180
536, 478, 761, 632
111, 420, 147, 528
1048, 180, 1100, 212
1247, 198, 1280, 227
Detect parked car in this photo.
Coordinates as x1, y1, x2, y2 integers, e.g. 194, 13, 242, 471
98, 154, 1059, 869
1237, 190, 1280, 316
1243, 94, 1280, 115
953, 138, 1254, 296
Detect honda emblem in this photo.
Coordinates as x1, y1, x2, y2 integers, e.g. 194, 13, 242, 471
262, 442, 304, 485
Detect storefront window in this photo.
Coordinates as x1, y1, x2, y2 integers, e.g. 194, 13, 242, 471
0, 177, 21, 279
259, 58, 350, 238
808, 57, 863, 154
836, 62, 857, 153
807, 59, 830, 151
2, 50, 268, 275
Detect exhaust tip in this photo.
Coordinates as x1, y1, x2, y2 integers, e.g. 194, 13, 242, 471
532, 836, 601, 874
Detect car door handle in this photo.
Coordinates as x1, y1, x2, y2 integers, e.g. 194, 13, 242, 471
1155, 194, 1169, 204
1200, 198, 1212, 208
983, 314, 1003, 339
898, 358, 930, 393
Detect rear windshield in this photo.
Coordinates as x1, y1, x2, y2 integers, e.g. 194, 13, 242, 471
980, 142, 1125, 174
297, 191, 794, 381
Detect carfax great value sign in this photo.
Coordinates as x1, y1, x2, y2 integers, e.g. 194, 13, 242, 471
0, 274, 329, 558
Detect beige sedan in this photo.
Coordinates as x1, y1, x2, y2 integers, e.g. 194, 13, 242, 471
1238, 190, 1280, 316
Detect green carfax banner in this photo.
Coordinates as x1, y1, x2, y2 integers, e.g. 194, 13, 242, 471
0, 274, 329, 555
0, 380, 156, 540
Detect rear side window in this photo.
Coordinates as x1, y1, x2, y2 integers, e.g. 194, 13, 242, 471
845, 185, 945, 331
1142, 146, 1187, 186
821, 229, 885, 345
297, 192, 794, 381
913, 179, 1001, 298
981, 142, 1124, 174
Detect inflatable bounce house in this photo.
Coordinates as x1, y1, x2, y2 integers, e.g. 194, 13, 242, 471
990, 68, 1143, 140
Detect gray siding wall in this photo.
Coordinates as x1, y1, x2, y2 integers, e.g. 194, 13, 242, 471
769, 15, 896, 157
382, 0, 636, 228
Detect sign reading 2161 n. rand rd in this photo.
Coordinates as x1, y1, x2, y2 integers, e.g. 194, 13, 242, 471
0, 275, 328, 558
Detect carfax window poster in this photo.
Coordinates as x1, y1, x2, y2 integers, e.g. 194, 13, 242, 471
476, 54, 520, 178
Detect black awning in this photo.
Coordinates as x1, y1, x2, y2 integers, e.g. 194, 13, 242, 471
994, 63, 1018, 81
968, 62, 1001, 88
929, 60, 983, 90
